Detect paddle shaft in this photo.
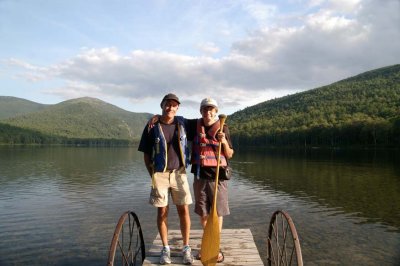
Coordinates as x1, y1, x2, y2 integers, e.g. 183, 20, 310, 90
211, 115, 226, 214
201, 114, 227, 266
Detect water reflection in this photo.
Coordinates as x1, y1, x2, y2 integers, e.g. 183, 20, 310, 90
0, 146, 399, 265
0, 146, 155, 266
231, 148, 400, 231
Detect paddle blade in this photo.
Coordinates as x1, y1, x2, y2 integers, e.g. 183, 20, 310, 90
200, 211, 220, 266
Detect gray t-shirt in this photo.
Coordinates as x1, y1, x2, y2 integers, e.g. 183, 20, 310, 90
160, 122, 181, 170
138, 119, 182, 171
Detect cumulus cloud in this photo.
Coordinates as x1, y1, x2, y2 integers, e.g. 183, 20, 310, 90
196, 42, 220, 55
41, 81, 103, 99
241, 0, 277, 26
306, 10, 356, 31
6, 0, 400, 111
326, 0, 362, 13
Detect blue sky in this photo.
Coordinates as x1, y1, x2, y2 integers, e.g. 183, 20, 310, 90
1, 0, 399, 118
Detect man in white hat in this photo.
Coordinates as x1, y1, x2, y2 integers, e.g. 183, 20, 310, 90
190, 98, 234, 263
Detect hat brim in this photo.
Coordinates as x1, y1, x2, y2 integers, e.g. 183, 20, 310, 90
201, 104, 218, 110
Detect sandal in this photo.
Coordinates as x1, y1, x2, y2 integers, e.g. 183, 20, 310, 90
195, 250, 224, 263
217, 250, 225, 263
195, 251, 201, 260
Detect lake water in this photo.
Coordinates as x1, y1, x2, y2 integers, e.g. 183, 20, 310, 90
0, 146, 399, 265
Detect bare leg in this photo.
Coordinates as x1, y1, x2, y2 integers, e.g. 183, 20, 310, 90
158, 206, 169, 246
200, 215, 208, 229
200, 215, 223, 232
218, 216, 224, 261
176, 204, 191, 246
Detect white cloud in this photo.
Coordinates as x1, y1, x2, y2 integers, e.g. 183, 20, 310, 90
6, 58, 46, 72
41, 81, 103, 99
307, 0, 325, 8
327, 0, 362, 13
241, 0, 277, 26
196, 42, 220, 55
306, 10, 356, 31
4, 0, 399, 115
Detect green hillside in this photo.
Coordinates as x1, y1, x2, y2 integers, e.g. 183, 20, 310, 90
2, 65, 399, 147
0, 96, 48, 119
229, 64, 400, 148
0, 97, 152, 145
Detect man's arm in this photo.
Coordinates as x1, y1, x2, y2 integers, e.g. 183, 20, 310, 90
143, 153, 153, 177
147, 115, 160, 129
185, 118, 197, 141
218, 125, 234, 159
138, 125, 155, 177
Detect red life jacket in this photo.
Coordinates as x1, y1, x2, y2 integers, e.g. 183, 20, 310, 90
192, 119, 227, 167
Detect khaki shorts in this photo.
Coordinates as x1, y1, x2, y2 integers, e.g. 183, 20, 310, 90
193, 177, 230, 217
149, 167, 193, 207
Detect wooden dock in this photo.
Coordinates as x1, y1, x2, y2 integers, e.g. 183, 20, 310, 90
143, 228, 264, 265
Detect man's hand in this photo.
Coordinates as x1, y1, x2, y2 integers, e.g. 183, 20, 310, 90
217, 131, 234, 159
217, 131, 227, 145
144, 153, 154, 177
147, 115, 160, 131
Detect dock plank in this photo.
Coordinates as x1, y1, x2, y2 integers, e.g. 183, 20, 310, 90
143, 229, 264, 265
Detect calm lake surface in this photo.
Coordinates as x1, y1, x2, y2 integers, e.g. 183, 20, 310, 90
0, 146, 399, 265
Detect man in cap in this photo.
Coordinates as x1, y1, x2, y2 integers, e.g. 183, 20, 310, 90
138, 93, 194, 265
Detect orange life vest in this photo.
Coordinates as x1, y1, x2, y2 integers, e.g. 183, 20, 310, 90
192, 119, 227, 167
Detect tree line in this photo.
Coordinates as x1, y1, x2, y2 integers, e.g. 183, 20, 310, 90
229, 64, 400, 148
2, 65, 399, 148
0, 123, 131, 146
231, 117, 400, 148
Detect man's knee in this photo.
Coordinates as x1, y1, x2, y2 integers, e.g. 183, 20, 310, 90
158, 207, 169, 219
176, 204, 189, 216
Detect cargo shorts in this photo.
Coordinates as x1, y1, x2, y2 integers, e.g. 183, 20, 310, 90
149, 167, 193, 207
193, 177, 230, 217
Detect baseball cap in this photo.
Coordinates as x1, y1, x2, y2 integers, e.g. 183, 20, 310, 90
200, 98, 218, 111
160, 93, 180, 107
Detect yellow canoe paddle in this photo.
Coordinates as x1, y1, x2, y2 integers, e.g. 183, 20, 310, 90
201, 114, 227, 266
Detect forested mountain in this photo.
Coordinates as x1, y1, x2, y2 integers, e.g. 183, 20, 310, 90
1, 65, 399, 147
229, 64, 400, 148
0, 96, 48, 119
0, 97, 152, 145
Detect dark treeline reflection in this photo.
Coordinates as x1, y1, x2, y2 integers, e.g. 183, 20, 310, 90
231, 148, 400, 231
0, 146, 142, 179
